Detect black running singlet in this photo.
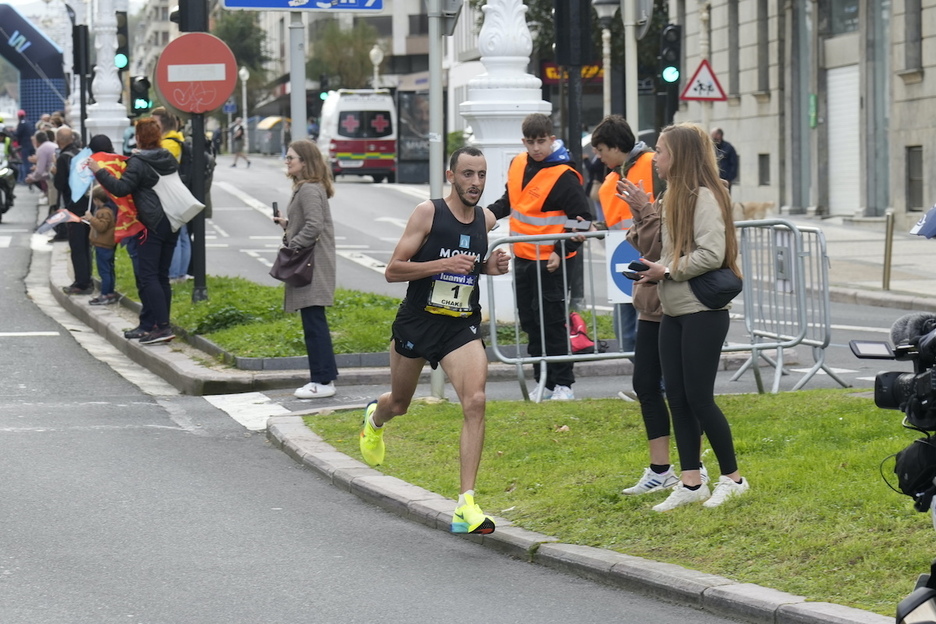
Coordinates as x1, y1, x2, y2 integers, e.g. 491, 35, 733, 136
402, 198, 487, 319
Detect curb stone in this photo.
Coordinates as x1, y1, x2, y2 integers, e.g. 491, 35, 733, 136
267, 415, 890, 624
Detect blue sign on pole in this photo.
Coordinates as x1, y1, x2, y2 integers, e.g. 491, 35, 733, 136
222, 0, 383, 10
606, 231, 640, 303
223, 99, 237, 114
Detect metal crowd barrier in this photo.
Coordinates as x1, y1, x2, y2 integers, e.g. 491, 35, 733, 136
485, 230, 628, 402
484, 220, 845, 399
729, 219, 848, 393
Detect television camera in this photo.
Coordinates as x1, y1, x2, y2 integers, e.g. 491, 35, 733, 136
851, 313, 936, 623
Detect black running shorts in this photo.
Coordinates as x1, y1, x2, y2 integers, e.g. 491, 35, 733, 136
392, 307, 483, 369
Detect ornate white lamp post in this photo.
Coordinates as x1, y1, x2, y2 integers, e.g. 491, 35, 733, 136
369, 44, 384, 89
238, 66, 250, 154
85, 0, 129, 153
592, 0, 617, 118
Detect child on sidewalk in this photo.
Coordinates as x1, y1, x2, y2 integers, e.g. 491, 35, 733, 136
87, 187, 118, 305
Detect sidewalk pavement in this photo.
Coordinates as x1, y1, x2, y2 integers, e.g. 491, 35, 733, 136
42, 194, 934, 624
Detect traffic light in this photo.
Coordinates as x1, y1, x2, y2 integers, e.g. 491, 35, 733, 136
129, 76, 152, 115
115, 11, 129, 72
319, 73, 329, 101
659, 24, 682, 84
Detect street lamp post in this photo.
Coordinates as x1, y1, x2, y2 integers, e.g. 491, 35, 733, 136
369, 44, 384, 89
592, 0, 618, 118
238, 66, 250, 155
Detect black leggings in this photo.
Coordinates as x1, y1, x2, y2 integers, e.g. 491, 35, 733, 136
659, 310, 738, 475
632, 320, 670, 440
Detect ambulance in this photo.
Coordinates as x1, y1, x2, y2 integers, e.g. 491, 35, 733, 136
318, 89, 397, 183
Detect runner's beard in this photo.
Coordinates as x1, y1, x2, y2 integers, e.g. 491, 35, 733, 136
454, 181, 483, 207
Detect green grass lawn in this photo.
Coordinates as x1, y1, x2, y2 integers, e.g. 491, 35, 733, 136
305, 388, 932, 616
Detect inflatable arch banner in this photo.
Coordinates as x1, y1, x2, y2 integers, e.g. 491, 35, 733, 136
0, 4, 67, 124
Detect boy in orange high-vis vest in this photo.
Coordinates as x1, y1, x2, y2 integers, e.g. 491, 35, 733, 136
487, 113, 592, 401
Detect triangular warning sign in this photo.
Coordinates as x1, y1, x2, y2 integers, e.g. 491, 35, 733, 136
679, 59, 728, 102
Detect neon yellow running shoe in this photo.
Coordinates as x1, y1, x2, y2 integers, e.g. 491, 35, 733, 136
359, 400, 384, 466
451, 493, 495, 534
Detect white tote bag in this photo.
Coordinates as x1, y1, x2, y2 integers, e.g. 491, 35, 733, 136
148, 166, 204, 232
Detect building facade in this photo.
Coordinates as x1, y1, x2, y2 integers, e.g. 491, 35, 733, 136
670, 0, 931, 229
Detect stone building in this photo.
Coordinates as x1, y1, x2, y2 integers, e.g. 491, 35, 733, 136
669, 0, 929, 229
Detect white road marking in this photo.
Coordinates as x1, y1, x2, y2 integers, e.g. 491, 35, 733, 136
388, 185, 431, 201
830, 324, 891, 334
336, 250, 387, 273
0, 331, 60, 337
249, 236, 282, 240
0, 236, 12, 248
26, 235, 180, 397
242, 249, 274, 267
211, 223, 231, 238
788, 367, 857, 375
213, 181, 273, 218
376, 216, 409, 229
203, 392, 290, 431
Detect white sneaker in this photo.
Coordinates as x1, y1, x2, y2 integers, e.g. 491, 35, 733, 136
702, 475, 750, 508
652, 482, 711, 512
294, 381, 336, 399
622, 467, 679, 495
550, 385, 575, 401
700, 463, 710, 485
531, 385, 552, 402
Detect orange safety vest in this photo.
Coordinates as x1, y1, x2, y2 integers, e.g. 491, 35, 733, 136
600, 151, 656, 231
507, 154, 583, 261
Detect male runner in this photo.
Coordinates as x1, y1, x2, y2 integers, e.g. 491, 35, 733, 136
359, 146, 510, 535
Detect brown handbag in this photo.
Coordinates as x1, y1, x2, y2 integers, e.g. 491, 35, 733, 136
269, 244, 316, 287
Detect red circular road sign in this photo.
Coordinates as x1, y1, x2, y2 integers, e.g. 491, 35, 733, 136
154, 33, 237, 114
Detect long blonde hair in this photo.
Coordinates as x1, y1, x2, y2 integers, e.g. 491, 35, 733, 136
659, 123, 739, 276
288, 139, 335, 198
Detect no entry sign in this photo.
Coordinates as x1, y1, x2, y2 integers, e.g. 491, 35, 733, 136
155, 33, 237, 114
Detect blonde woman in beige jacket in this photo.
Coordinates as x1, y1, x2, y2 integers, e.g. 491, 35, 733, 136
620, 123, 749, 512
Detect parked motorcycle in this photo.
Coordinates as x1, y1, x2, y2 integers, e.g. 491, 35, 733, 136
0, 154, 17, 222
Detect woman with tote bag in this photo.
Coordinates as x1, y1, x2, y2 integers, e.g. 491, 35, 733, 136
272, 139, 338, 399
88, 118, 179, 345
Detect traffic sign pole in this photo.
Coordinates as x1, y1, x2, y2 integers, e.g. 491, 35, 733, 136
289, 11, 308, 143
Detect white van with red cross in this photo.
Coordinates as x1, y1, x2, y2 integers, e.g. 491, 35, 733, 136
318, 89, 397, 183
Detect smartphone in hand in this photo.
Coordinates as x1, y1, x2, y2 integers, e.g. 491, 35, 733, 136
564, 219, 592, 231
622, 260, 650, 280
272, 202, 280, 218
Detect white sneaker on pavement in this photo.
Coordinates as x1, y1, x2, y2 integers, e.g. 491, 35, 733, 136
702, 475, 750, 508
622, 467, 679, 495
652, 482, 711, 512
550, 385, 575, 401
294, 381, 336, 399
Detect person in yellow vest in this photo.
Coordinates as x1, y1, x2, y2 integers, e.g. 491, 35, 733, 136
590, 115, 663, 354
487, 114, 593, 401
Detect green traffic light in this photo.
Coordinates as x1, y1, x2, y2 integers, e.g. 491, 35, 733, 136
115, 53, 129, 69
319, 91, 328, 101
662, 66, 680, 83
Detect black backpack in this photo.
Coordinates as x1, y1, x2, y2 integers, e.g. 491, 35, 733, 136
167, 136, 216, 192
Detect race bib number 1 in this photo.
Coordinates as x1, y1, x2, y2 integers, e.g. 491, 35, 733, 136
426, 272, 476, 317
